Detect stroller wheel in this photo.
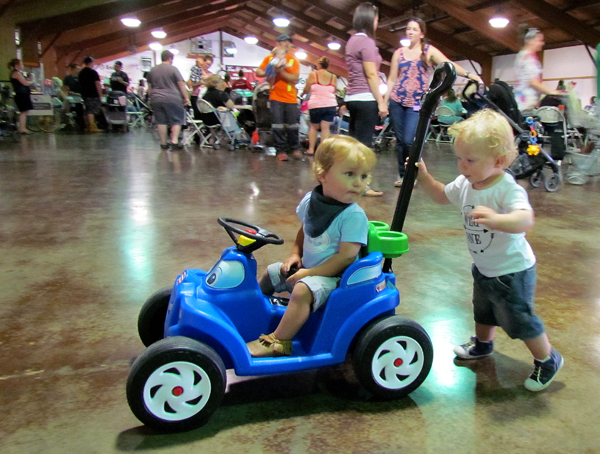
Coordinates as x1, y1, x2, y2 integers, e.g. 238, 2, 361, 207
529, 169, 544, 188
544, 173, 561, 192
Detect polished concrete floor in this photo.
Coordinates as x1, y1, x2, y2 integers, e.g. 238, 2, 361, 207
1, 129, 599, 454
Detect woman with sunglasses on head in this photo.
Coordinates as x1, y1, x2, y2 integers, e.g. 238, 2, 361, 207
385, 18, 482, 187
344, 2, 388, 197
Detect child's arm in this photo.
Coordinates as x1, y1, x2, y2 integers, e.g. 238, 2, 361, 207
415, 160, 451, 205
470, 206, 535, 234
281, 227, 304, 274
286, 241, 361, 287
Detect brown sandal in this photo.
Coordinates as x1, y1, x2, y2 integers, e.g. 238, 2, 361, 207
247, 333, 292, 357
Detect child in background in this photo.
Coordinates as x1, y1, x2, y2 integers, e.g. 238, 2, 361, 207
414, 109, 563, 392
247, 135, 377, 357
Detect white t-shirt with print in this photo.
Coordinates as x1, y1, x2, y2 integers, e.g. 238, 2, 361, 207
444, 173, 536, 277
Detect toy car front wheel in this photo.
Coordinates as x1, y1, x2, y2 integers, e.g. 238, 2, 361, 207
138, 287, 172, 347
127, 337, 226, 432
352, 316, 433, 399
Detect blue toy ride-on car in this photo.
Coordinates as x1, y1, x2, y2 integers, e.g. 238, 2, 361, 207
126, 63, 457, 432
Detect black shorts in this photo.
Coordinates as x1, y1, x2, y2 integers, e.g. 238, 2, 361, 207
309, 106, 336, 124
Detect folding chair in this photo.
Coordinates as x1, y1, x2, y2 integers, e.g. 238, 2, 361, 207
182, 107, 205, 146
196, 98, 223, 148
430, 105, 457, 143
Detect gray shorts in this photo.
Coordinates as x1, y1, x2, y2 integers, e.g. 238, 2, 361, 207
472, 264, 545, 340
267, 262, 339, 312
84, 97, 102, 115
152, 101, 185, 126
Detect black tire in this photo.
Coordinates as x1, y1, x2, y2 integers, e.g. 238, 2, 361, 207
127, 337, 226, 432
529, 169, 544, 188
138, 287, 172, 347
544, 172, 561, 192
352, 316, 433, 399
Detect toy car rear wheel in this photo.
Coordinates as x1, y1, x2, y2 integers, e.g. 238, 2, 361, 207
544, 172, 561, 192
127, 337, 226, 432
138, 287, 172, 347
352, 316, 433, 399
529, 169, 544, 188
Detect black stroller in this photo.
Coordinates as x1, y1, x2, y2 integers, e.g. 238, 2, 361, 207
463, 80, 561, 192
0, 84, 19, 142
251, 82, 273, 151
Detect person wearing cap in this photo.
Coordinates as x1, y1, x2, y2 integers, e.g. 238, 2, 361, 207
109, 61, 129, 93
78, 56, 104, 133
256, 33, 301, 161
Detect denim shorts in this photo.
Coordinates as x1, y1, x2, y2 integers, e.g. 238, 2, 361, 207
152, 101, 185, 126
267, 262, 339, 312
309, 106, 336, 124
472, 264, 545, 340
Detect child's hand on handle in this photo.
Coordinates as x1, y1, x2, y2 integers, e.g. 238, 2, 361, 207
411, 158, 429, 182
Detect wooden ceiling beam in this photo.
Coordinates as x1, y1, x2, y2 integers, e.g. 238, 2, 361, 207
516, 0, 600, 47
428, 0, 522, 52
19, 0, 168, 40
88, 14, 240, 62
55, 1, 245, 56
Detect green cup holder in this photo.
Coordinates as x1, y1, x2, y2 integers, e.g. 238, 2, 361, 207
366, 221, 409, 258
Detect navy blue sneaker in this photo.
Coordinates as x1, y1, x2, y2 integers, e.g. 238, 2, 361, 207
524, 348, 564, 392
454, 336, 494, 359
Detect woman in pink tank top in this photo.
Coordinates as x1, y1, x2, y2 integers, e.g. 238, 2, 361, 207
302, 57, 338, 155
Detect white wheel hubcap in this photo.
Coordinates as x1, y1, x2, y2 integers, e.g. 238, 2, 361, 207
143, 361, 211, 421
371, 335, 424, 389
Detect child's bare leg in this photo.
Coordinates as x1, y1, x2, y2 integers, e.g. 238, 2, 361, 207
475, 323, 496, 342
524, 333, 552, 360
274, 283, 313, 340
259, 269, 275, 295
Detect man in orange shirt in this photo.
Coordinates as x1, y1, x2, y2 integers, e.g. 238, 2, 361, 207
257, 34, 301, 161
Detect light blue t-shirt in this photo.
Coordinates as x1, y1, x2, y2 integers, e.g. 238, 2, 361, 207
296, 191, 369, 269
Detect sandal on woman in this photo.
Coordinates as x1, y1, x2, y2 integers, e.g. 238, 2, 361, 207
247, 333, 292, 357
394, 179, 403, 187
363, 188, 383, 197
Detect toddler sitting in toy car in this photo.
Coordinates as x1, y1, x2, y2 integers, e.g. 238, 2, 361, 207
247, 135, 377, 357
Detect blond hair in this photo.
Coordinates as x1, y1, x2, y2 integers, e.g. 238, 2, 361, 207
449, 109, 517, 167
313, 135, 377, 183
204, 74, 223, 89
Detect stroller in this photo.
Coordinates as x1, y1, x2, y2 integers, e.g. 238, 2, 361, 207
462, 80, 561, 192
0, 84, 19, 142
103, 91, 129, 132
373, 117, 394, 152
251, 82, 273, 151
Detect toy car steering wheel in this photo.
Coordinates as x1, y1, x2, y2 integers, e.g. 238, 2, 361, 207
218, 218, 284, 252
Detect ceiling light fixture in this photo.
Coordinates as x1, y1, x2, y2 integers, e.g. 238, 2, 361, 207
149, 42, 163, 51
168, 47, 179, 55
400, 38, 411, 47
295, 50, 307, 60
273, 17, 290, 27
327, 42, 341, 51
244, 36, 259, 45
489, 15, 509, 28
151, 29, 167, 39
121, 17, 141, 28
